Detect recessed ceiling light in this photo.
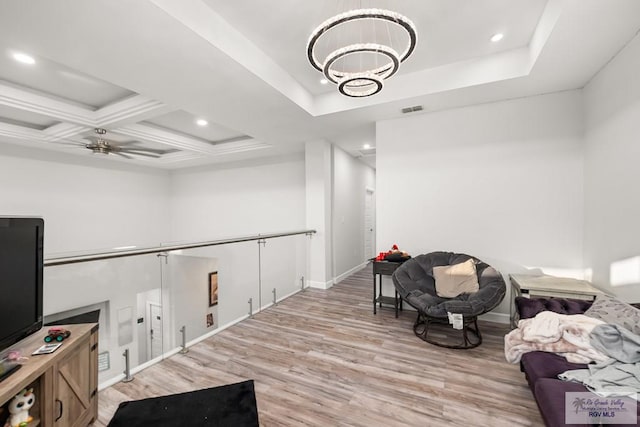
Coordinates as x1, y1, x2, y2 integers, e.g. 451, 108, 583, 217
320, 79, 329, 85
13, 52, 35, 65
363, 143, 371, 149
113, 245, 137, 250
490, 33, 504, 43
196, 119, 208, 126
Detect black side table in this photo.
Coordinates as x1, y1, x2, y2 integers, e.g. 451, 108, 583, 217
373, 261, 404, 318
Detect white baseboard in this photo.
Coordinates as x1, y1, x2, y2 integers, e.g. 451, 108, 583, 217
99, 374, 125, 391
308, 279, 334, 289
185, 316, 249, 347
479, 311, 510, 324
276, 287, 303, 304
258, 288, 303, 311
308, 262, 369, 289
333, 262, 368, 284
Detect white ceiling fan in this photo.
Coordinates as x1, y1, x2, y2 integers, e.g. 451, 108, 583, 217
62, 128, 174, 159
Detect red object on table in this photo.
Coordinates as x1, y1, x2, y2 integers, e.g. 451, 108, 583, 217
44, 327, 71, 343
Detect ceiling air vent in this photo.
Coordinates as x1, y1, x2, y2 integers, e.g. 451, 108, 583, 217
401, 105, 423, 114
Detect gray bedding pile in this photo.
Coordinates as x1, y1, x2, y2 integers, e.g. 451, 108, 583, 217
559, 324, 640, 399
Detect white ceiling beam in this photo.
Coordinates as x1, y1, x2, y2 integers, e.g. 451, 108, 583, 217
115, 123, 219, 154
41, 123, 92, 142
0, 122, 45, 141
0, 98, 269, 161
95, 95, 174, 128
0, 80, 95, 126
114, 123, 270, 156
156, 151, 204, 164
204, 139, 271, 156
0, 81, 175, 141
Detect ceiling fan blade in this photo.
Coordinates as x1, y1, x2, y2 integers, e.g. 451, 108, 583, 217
123, 146, 170, 155
120, 150, 162, 158
114, 140, 144, 147
112, 151, 134, 159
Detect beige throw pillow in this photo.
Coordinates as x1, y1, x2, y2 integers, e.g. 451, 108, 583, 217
433, 259, 479, 298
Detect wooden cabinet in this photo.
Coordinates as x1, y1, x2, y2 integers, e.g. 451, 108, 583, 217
0, 324, 98, 427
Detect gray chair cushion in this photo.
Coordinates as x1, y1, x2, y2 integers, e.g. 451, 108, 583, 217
392, 251, 506, 318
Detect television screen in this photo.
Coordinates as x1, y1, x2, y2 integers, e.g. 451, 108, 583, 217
0, 217, 44, 352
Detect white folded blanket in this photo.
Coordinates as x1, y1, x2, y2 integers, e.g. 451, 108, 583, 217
505, 311, 609, 364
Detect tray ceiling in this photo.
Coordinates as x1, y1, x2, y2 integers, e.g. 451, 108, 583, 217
0, 0, 639, 168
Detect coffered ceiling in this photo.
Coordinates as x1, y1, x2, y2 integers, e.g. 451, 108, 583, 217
0, 0, 639, 169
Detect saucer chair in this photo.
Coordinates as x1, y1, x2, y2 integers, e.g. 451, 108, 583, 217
392, 251, 506, 349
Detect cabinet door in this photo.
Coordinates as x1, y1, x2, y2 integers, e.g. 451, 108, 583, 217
54, 336, 92, 427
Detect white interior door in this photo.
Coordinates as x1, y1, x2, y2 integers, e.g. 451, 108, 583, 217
364, 189, 375, 260
148, 302, 163, 359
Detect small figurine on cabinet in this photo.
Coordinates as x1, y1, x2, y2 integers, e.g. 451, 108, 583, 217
43, 327, 70, 343
7, 388, 35, 427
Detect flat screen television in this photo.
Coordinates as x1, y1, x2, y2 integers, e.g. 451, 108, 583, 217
0, 217, 44, 352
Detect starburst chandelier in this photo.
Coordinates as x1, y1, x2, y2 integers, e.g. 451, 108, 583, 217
307, 7, 417, 98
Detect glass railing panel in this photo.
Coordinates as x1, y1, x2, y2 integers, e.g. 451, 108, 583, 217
41, 230, 313, 386
260, 234, 309, 310
159, 241, 259, 354
43, 253, 162, 385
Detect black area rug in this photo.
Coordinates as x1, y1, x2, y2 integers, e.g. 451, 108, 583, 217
108, 380, 259, 427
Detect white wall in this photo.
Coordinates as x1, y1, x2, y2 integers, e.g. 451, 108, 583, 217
332, 145, 375, 280
166, 254, 218, 345
305, 141, 333, 288
584, 33, 640, 302
377, 91, 585, 318
0, 146, 171, 255
168, 156, 307, 323
0, 146, 306, 253
169, 155, 306, 242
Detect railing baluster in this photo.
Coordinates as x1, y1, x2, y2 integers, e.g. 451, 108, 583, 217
122, 349, 133, 382
179, 326, 188, 354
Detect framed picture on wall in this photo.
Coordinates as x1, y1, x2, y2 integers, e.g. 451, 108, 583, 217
206, 313, 214, 328
208, 271, 218, 307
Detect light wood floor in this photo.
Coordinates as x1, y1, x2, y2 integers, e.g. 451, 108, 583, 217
94, 265, 544, 426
